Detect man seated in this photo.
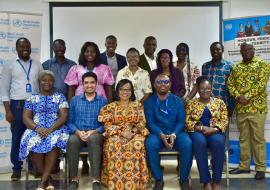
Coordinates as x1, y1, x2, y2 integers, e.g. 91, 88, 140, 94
144, 74, 193, 190
67, 72, 108, 190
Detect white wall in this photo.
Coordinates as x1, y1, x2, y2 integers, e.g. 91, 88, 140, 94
1, 0, 270, 62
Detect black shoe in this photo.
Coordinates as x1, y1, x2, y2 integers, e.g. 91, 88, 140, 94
68, 180, 79, 190
255, 171, 265, 180
154, 180, 164, 190
229, 168, 250, 174
179, 181, 191, 190
92, 181, 102, 190
11, 171, 21, 181
81, 162, 89, 176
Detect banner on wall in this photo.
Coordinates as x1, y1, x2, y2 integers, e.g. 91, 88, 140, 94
0, 11, 42, 173
223, 15, 270, 170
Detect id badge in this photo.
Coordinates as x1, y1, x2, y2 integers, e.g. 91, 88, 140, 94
26, 83, 32, 93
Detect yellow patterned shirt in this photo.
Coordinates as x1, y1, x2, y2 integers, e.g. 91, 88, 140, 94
185, 98, 228, 132
227, 57, 270, 114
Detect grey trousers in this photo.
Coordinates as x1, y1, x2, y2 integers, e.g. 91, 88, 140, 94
67, 133, 103, 179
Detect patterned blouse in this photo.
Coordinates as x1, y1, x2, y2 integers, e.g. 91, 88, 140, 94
173, 61, 200, 96
98, 101, 149, 137
185, 97, 228, 132
227, 57, 270, 114
64, 64, 114, 99
115, 66, 152, 101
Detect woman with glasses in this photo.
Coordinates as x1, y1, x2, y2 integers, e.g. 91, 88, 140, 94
185, 76, 228, 190
116, 48, 152, 104
150, 49, 186, 98
98, 79, 150, 190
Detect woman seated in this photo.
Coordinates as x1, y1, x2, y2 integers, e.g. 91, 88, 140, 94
19, 70, 69, 190
185, 76, 228, 190
98, 79, 150, 190
150, 49, 186, 98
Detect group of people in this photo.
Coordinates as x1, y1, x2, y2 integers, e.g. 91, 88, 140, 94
1, 35, 270, 190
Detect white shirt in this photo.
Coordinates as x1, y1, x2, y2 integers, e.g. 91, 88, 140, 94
144, 53, 157, 71
1, 58, 43, 101
116, 66, 152, 101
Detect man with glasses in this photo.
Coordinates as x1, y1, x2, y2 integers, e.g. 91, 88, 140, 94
144, 74, 192, 190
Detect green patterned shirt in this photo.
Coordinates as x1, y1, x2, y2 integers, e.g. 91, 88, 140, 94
227, 57, 270, 114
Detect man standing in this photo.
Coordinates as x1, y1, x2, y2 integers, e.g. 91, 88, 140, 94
67, 72, 107, 190
228, 43, 270, 180
138, 36, 157, 73
42, 39, 76, 98
1, 37, 43, 180
100, 35, 127, 80
144, 74, 192, 190
202, 42, 234, 116
42, 39, 76, 173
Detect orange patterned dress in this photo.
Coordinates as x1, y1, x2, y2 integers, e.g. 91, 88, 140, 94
98, 101, 150, 190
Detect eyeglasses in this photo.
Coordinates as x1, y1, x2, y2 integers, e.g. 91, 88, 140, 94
198, 89, 212, 93
120, 88, 132, 93
155, 79, 170, 85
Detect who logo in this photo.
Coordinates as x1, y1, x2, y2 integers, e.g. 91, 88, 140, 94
0, 32, 7, 39
13, 19, 22, 27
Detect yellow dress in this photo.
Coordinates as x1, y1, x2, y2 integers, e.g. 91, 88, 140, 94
98, 101, 150, 190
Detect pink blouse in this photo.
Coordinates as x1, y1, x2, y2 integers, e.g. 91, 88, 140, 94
64, 64, 114, 99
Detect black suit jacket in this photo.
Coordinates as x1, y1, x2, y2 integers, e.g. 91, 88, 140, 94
138, 54, 152, 74
100, 52, 127, 71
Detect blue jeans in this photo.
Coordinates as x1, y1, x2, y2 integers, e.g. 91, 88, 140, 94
189, 131, 225, 183
145, 132, 193, 182
10, 100, 32, 172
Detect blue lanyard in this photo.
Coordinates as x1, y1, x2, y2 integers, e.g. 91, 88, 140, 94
17, 59, 32, 82
157, 97, 169, 114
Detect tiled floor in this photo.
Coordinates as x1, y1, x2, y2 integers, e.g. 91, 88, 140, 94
0, 160, 269, 190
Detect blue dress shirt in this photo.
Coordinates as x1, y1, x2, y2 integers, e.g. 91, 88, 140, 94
67, 94, 108, 134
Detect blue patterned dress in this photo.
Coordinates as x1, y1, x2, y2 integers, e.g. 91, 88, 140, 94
19, 92, 69, 160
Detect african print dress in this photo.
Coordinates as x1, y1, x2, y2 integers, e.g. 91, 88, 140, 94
98, 101, 150, 190
19, 92, 69, 160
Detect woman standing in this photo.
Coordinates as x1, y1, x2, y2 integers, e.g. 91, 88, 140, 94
150, 49, 186, 98
174, 43, 200, 101
98, 79, 150, 190
64, 41, 114, 102
19, 70, 69, 190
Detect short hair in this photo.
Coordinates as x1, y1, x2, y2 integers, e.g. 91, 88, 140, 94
52, 39, 65, 47
240, 42, 253, 50
210, 42, 224, 52
78, 41, 101, 67
105, 35, 117, 41
115, 79, 136, 101
16, 37, 30, 48
126, 47, 140, 57
38, 70, 55, 82
196, 76, 211, 88
144, 36, 156, 44
82, 71, 97, 83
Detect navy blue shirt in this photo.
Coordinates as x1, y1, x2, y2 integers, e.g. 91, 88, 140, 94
144, 93, 186, 136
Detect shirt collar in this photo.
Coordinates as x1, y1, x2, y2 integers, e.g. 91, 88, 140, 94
80, 93, 101, 101
106, 52, 116, 59
52, 57, 67, 64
